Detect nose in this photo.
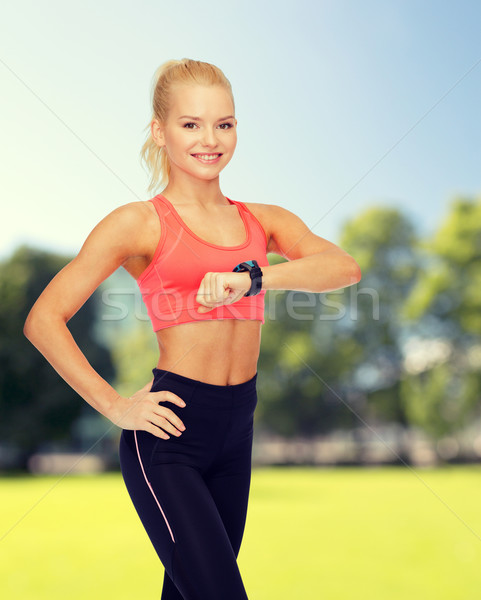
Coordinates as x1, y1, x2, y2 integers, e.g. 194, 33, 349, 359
200, 127, 218, 148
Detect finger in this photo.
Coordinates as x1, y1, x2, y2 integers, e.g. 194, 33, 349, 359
196, 277, 207, 307
197, 276, 214, 312
152, 411, 186, 435
155, 390, 187, 407
216, 274, 229, 302
204, 272, 213, 303
154, 406, 186, 432
145, 422, 170, 439
197, 305, 212, 313
197, 275, 214, 307
231, 289, 246, 303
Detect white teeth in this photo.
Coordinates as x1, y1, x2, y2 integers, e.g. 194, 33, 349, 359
195, 154, 220, 160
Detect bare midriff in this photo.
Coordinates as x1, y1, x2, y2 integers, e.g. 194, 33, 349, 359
154, 318, 262, 386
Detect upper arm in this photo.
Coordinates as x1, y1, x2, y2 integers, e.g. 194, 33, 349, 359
26, 202, 149, 324
261, 203, 353, 260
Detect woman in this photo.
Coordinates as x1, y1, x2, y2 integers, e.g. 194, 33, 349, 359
24, 58, 361, 600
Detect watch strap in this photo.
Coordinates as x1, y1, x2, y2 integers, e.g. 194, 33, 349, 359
232, 260, 263, 296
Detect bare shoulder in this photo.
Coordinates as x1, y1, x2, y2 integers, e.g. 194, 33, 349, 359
240, 200, 294, 224
71, 200, 159, 273
239, 201, 272, 247
23, 201, 160, 324
240, 201, 300, 255
91, 201, 157, 248
241, 201, 343, 259
99, 200, 154, 230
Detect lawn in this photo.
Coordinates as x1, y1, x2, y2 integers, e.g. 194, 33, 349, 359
1, 465, 480, 599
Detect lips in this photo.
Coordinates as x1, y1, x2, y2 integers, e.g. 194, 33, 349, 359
191, 153, 223, 164
192, 153, 222, 158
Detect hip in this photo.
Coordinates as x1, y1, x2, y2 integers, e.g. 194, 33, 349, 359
121, 367, 258, 471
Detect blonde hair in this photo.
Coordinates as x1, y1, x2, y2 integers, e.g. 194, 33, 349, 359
140, 58, 235, 195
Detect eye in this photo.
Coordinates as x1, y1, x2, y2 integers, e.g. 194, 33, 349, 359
183, 122, 197, 129
219, 123, 233, 130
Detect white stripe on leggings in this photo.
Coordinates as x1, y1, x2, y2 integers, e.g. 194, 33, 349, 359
134, 430, 176, 543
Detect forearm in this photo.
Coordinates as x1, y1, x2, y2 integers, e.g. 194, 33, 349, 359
261, 251, 361, 293
24, 312, 120, 421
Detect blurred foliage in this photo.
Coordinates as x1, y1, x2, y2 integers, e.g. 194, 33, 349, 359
399, 197, 481, 442
94, 270, 160, 398
0, 245, 115, 465
400, 363, 480, 439
93, 268, 159, 397
110, 320, 159, 399
402, 197, 481, 334
330, 207, 420, 425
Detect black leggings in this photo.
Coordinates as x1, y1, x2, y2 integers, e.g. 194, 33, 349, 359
118, 368, 258, 600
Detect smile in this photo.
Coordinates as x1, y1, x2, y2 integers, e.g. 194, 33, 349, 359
192, 153, 222, 163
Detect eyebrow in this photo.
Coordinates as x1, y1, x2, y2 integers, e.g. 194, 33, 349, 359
177, 115, 235, 121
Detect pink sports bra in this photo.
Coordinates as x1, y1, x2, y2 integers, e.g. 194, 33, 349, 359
137, 194, 269, 331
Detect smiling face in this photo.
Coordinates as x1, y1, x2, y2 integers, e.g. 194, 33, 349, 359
152, 83, 237, 183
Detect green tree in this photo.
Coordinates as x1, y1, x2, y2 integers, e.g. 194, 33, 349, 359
326, 206, 420, 434
400, 197, 481, 447
110, 322, 159, 399
0, 245, 115, 469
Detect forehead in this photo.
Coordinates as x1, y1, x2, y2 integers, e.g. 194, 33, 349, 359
169, 83, 234, 116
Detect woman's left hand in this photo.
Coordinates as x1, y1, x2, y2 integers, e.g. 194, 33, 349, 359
196, 271, 251, 313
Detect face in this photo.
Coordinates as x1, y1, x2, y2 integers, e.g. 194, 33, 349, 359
152, 83, 237, 182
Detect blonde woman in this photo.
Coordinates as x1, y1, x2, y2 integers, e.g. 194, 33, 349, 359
24, 58, 361, 599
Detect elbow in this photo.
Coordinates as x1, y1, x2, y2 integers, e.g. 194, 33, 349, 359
23, 308, 39, 342
24, 306, 54, 344
346, 258, 362, 285
351, 259, 362, 284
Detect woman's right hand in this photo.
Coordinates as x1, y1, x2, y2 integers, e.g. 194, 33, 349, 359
109, 380, 187, 439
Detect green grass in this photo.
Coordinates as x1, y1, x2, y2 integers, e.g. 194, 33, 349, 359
2, 466, 481, 599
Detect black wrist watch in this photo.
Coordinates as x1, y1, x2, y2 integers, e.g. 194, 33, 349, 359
232, 260, 263, 296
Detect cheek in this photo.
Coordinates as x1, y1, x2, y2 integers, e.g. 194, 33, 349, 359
227, 132, 237, 152
168, 134, 195, 158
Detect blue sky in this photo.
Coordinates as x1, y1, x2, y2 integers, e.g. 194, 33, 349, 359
1, 0, 480, 259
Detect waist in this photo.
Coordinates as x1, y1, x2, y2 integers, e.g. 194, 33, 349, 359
151, 368, 258, 408
153, 367, 257, 390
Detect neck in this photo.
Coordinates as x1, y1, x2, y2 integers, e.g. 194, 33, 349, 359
161, 170, 227, 208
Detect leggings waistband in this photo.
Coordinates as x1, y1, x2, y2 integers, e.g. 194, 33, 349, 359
151, 368, 257, 406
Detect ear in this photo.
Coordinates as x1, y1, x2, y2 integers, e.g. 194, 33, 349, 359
151, 119, 166, 147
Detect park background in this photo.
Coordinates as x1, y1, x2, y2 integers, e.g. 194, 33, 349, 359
1, 0, 481, 598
